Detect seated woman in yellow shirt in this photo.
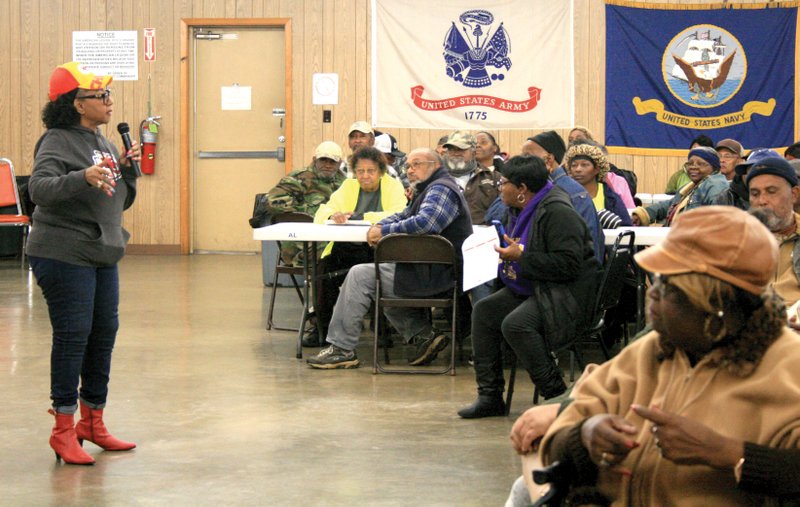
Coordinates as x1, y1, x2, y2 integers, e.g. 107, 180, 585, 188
307, 146, 407, 346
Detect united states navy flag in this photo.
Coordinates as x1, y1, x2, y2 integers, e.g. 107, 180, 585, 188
605, 1, 797, 153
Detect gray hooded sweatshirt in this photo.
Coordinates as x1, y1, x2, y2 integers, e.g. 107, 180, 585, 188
27, 125, 137, 267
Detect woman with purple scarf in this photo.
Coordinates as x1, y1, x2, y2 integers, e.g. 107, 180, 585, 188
458, 156, 601, 419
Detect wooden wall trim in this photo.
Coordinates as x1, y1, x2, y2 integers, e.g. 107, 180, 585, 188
179, 18, 293, 255
284, 18, 293, 175
126, 244, 182, 255
180, 19, 190, 254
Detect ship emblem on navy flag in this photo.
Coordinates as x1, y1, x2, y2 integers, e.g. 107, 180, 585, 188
663, 25, 746, 108
443, 9, 511, 88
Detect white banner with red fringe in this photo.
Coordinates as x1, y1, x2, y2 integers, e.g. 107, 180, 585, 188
371, 0, 574, 130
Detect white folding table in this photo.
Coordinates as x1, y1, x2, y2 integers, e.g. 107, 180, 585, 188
254, 223, 371, 358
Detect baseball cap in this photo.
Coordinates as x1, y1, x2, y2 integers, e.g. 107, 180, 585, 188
49, 62, 113, 102
715, 139, 745, 157
634, 206, 777, 295
443, 130, 477, 150
374, 133, 405, 157
735, 149, 781, 177
314, 141, 343, 163
348, 121, 374, 135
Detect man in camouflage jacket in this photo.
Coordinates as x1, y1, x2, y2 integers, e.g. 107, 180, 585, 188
266, 141, 346, 266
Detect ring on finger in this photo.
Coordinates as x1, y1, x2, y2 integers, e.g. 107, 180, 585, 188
599, 451, 611, 468
650, 424, 658, 434
97, 180, 104, 188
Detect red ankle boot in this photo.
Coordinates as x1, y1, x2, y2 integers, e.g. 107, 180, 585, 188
75, 402, 136, 451
48, 409, 95, 465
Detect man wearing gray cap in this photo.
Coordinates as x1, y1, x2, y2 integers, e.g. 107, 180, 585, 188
265, 141, 346, 266
716, 138, 745, 181
715, 140, 750, 211
442, 130, 501, 225
746, 151, 800, 306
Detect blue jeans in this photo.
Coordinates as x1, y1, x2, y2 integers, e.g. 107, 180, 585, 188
327, 263, 431, 351
29, 256, 120, 413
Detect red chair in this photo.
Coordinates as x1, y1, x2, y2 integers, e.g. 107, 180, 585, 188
0, 158, 31, 267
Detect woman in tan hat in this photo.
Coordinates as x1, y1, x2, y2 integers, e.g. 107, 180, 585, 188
538, 206, 800, 504
28, 62, 139, 465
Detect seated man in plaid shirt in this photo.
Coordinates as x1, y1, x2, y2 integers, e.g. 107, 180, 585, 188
307, 148, 472, 369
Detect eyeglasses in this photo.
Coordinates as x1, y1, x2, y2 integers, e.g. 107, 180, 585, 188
76, 89, 112, 105
404, 160, 435, 171
719, 153, 741, 160
495, 178, 511, 189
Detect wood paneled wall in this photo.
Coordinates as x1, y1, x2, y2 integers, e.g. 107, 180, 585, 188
0, 0, 793, 249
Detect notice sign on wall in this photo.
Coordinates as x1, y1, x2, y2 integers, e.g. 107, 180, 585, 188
73, 31, 138, 80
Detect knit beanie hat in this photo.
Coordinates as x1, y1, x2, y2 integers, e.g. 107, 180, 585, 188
688, 146, 720, 170
529, 131, 567, 164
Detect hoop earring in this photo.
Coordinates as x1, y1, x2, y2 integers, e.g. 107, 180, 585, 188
517, 193, 526, 204
703, 312, 727, 343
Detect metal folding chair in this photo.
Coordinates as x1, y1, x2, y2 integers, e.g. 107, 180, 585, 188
504, 230, 635, 412
372, 233, 458, 375
0, 158, 31, 268
265, 211, 314, 334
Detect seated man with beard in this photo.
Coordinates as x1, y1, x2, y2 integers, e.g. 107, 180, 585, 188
745, 150, 800, 306
442, 130, 501, 225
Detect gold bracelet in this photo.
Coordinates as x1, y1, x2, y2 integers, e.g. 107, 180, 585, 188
734, 457, 745, 484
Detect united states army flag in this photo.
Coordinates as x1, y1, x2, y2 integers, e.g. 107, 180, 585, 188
371, 0, 574, 129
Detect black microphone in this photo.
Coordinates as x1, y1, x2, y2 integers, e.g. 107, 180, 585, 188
117, 123, 141, 177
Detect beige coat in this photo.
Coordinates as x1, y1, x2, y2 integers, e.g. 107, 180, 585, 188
540, 329, 800, 506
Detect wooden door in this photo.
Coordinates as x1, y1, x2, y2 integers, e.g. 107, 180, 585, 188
192, 27, 286, 253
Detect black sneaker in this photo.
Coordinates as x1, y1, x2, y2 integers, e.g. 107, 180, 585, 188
408, 333, 450, 366
307, 345, 359, 369
301, 327, 327, 347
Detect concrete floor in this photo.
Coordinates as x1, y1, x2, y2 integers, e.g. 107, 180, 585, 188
0, 254, 553, 506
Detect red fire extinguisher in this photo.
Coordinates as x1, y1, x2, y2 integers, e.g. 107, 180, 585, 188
139, 116, 161, 175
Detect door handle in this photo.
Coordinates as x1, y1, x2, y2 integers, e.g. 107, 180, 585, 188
198, 150, 283, 160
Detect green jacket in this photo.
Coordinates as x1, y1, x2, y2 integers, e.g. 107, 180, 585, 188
266, 166, 345, 266
266, 165, 345, 216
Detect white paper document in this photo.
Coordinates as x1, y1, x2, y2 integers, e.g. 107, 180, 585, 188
461, 226, 501, 291
221, 86, 252, 110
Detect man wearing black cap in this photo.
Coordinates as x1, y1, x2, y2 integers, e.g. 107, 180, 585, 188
374, 131, 407, 182
746, 151, 800, 306
522, 130, 604, 262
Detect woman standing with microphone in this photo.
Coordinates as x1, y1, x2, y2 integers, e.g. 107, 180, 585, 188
28, 62, 140, 465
